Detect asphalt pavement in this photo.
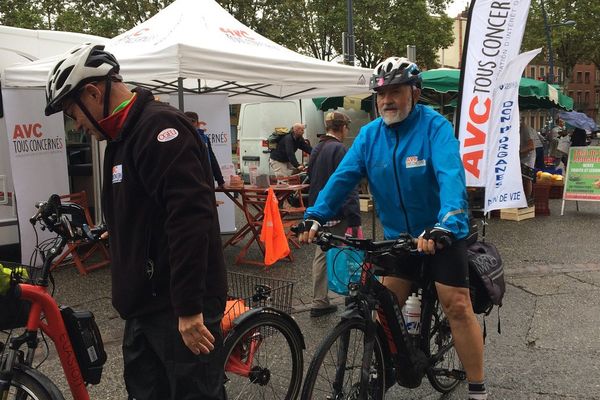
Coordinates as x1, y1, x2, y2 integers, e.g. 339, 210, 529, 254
9, 197, 600, 399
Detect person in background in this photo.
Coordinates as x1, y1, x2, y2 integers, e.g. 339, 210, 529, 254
45, 44, 227, 400
185, 111, 225, 187
307, 111, 362, 317
269, 122, 312, 177
533, 129, 546, 171
571, 127, 588, 147
298, 57, 487, 400
519, 119, 535, 199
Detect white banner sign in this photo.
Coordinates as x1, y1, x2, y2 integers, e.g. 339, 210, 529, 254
179, 94, 236, 233
458, 0, 531, 187
485, 49, 541, 212
2, 88, 70, 263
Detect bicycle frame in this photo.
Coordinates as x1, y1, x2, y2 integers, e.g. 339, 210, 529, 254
2, 233, 91, 400
336, 258, 433, 397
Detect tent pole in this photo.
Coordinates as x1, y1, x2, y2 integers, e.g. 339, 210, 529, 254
178, 78, 184, 111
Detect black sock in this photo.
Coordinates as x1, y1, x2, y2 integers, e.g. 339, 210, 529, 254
468, 381, 487, 399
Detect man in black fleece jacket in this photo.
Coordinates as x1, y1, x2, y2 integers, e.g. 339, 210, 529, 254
45, 44, 227, 399
307, 111, 362, 317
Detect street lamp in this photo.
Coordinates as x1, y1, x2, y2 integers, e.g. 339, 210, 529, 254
343, 0, 355, 65
540, 0, 576, 84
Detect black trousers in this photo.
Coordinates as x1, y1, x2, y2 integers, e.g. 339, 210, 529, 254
123, 297, 226, 400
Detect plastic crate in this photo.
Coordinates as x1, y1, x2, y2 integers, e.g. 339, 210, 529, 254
222, 271, 294, 333
533, 184, 551, 216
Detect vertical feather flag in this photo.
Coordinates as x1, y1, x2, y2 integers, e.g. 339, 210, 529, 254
260, 188, 290, 266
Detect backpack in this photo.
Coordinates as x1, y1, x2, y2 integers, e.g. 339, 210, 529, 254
467, 241, 505, 315
267, 127, 290, 150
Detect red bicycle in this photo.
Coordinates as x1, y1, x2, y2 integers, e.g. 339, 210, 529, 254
0, 194, 107, 400
0, 195, 305, 400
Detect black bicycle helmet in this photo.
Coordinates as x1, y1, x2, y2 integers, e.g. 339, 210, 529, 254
45, 43, 120, 116
369, 57, 422, 91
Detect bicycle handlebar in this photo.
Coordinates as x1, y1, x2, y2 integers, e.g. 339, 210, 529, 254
315, 231, 418, 253
31, 194, 107, 243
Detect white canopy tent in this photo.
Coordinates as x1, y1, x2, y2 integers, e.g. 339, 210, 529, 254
2, 0, 371, 104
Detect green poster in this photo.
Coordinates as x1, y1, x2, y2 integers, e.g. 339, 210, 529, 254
564, 146, 600, 201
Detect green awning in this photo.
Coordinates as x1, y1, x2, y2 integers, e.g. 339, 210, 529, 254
314, 68, 573, 113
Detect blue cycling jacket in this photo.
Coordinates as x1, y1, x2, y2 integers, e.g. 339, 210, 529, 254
305, 104, 469, 240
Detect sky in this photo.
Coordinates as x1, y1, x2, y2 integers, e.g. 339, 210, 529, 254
446, 0, 470, 17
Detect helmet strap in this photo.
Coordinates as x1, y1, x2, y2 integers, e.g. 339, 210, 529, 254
103, 75, 113, 119
75, 97, 111, 141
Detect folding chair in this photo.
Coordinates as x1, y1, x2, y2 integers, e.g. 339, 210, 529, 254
51, 191, 110, 275
274, 175, 306, 249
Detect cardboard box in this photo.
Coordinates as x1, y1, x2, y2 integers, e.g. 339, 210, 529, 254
500, 206, 535, 221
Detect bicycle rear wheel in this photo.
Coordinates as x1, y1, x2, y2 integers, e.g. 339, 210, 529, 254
301, 319, 385, 400
223, 312, 303, 400
422, 299, 464, 393
5, 365, 65, 400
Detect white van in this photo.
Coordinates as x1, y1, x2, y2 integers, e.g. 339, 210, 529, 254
237, 100, 323, 178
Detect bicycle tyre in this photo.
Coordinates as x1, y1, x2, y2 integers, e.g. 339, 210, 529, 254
6, 364, 65, 400
301, 319, 385, 400
222, 311, 303, 400
422, 298, 464, 393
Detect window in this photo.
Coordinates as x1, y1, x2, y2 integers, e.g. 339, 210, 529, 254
577, 71, 582, 83
557, 68, 562, 83
539, 67, 545, 80
585, 72, 590, 84
530, 67, 536, 79
540, 116, 545, 129
596, 91, 600, 105
596, 69, 600, 83
585, 91, 590, 104
577, 91, 582, 104
530, 116, 535, 128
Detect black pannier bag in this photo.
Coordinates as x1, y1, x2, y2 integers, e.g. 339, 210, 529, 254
467, 241, 505, 315
60, 306, 107, 385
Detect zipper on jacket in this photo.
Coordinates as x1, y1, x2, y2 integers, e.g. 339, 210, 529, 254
392, 131, 412, 234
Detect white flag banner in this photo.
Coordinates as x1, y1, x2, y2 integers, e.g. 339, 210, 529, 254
457, 0, 531, 187
2, 88, 70, 263
179, 94, 236, 233
485, 49, 541, 212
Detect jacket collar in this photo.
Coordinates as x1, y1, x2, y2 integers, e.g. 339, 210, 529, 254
383, 103, 421, 133
110, 87, 156, 142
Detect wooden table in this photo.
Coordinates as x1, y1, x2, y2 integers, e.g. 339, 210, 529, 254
216, 184, 309, 266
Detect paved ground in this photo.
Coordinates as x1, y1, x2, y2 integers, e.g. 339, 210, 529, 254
4, 197, 600, 399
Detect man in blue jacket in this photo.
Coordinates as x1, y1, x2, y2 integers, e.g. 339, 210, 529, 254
298, 57, 487, 400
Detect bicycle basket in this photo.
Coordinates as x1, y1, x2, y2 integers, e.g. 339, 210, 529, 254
222, 271, 294, 333
0, 262, 42, 331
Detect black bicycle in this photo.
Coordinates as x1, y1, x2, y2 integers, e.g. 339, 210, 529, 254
300, 231, 465, 400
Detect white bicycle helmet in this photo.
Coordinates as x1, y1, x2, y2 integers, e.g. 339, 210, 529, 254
45, 44, 120, 116
369, 57, 422, 91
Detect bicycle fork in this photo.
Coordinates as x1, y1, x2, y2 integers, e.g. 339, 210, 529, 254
0, 330, 38, 398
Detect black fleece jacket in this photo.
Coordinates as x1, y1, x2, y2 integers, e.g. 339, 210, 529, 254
308, 134, 361, 227
102, 88, 227, 319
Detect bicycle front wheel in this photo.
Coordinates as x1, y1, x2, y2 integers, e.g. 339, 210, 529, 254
223, 312, 303, 400
5, 365, 65, 400
422, 299, 464, 393
301, 319, 385, 400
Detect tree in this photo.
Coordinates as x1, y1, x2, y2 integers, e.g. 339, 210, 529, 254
1, 0, 454, 69
522, 0, 599, 84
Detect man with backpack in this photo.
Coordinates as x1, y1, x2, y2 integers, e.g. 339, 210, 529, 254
269, 123, 312, 177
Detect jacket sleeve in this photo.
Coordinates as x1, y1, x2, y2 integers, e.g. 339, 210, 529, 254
429, 118, 470, 239
284, 135, 300, 167
305, 131, 366, 224
206, 140, 225, 185
298, 139, 313, 155
134, 113, 217, 316
335, 146, 362, 227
